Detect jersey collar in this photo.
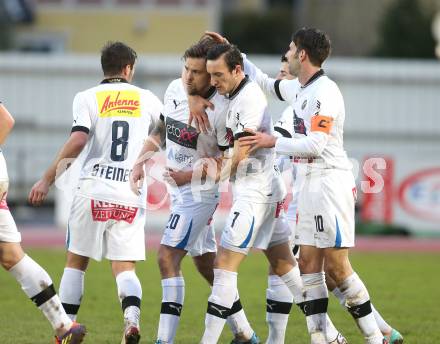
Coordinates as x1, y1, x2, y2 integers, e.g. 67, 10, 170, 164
101, 77, 129, 84
204, 86, 217, 100
227, 75, 250, 100
301, 69, 325, 89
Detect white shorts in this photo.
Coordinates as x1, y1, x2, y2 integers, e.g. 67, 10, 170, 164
295, 169, 356, 248
161, 202, 218, 257
0, 197, 21, 243
221, 199, 290, 255
67, 196, 146, 261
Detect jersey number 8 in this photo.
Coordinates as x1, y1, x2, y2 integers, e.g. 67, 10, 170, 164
111, 121, 129, 161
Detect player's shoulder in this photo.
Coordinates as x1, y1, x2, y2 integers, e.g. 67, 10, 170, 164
165, 78, 185, 99
73, 88, 94, 104
314, 75, 341, 96
235, 78, 266, 106
210, 90, 228, 108
281, 77, 300, 89
244, 79, 264, 95
133, 86, 163, 107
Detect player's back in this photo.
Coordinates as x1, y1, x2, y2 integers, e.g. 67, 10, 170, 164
73, 80, 162, 208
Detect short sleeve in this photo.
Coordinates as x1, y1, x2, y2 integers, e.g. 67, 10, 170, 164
145, 90, 164, 127
274, 105, 293, 138
162, 78, 184, 124
309, 83, 342, 134
71, 92, 92, 134
230, 86, 267, 140
274, 79, 300, 103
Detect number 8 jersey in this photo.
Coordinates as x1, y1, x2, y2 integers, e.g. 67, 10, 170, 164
71, 79, 163, 208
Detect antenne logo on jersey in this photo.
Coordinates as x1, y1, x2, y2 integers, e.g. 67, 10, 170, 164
97, 90, 141, 118
166, 117, 199, 149
293, 109, 307, 135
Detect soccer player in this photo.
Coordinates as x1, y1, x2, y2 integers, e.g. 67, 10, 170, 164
238, 28, 399, 344
0, 102, 86, 344
196, 43, 308, 344
130, 37, 259, 344
29, 42, 163, 344
268, 55, 347, 344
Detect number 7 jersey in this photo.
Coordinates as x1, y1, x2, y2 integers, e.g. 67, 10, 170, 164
71, 80, 163, 208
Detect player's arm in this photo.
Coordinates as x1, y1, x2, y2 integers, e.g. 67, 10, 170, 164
187, 95, 214, 133
204, 30, 290, 102
238, 119, 331, 157
0, 103, 15, 145
273, 91, 336, 157
163, 155, 223, 187
225, 138, 252, 180
130, 116, 165, 195
243, 57, 280, 99
239, 99, 334, 157
273, 120, 293, 173
28, 131, 88, 206
0, 102, 15, 197
29, 92, 91, 206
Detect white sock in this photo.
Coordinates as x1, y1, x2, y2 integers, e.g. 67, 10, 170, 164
9, 255, 72, 333
301, 272, 328, 344
331, 287, 345, 306
266, 275, 293, 344
59, 267, 85, 321
371, 304, 392, 335
116, 270, 142, 328
201, 269, 237, 344
332, 287, 392, 335
279, 265, 304, 304
157, 276, 185, 343
339, 273, 383, 343
226, 292, 254, 340
325, 314, 341, 343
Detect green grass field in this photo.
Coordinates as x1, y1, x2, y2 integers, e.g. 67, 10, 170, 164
0, 249, 438, 343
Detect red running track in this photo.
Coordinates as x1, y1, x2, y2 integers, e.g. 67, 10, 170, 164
18, 227, 440, 252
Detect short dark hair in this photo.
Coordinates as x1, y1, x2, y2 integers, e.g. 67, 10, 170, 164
281, 55, 288, 63
292, 28, 331, 67
101, 41, 137, 76
206, 43, 243, 72
183, 35, 218, 60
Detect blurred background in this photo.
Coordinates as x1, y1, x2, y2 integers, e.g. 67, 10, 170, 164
1, 0, 440, 241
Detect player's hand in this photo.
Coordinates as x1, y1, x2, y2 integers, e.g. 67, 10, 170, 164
193, 157, 222, 183
188, 95, 213, 133
204, 31, 230, 44
28, 179, 50, 206
238, 128, 277, 154
130, 163, 145, 195
163, 168, 192, 187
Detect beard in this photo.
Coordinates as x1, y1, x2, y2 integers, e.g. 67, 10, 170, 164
288, 62, 300, 77
186, 83, 199, 96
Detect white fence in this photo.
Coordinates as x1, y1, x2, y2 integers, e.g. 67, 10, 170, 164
1, 53, 439, 234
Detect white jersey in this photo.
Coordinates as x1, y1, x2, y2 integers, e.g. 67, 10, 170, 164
274, 105, 295, 140
0, 101, 9, 182
219, 77, 286, 203
244, 58, 352, 170
0, 151, 7, 182
274, 72, 352, 169
72, 79, 163, 208
163, 78, 228, 204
